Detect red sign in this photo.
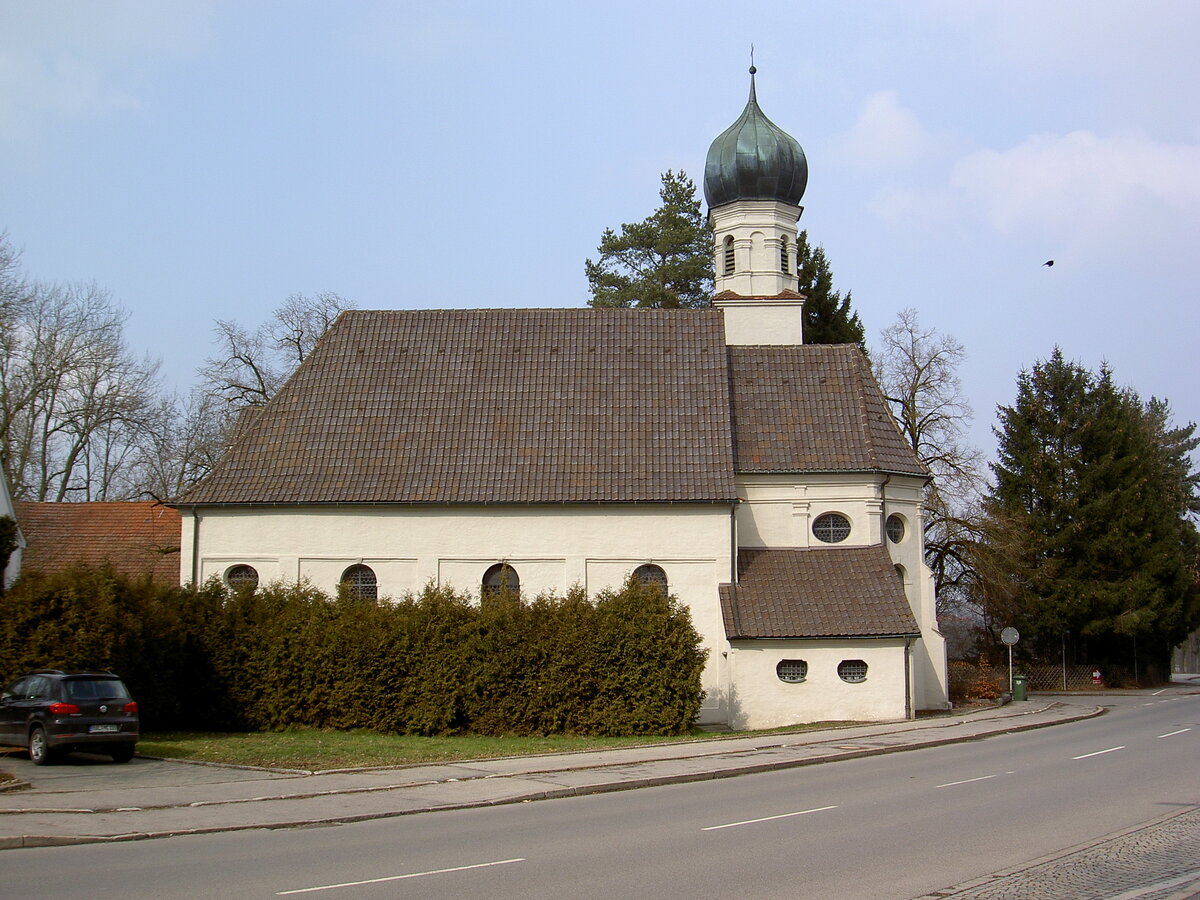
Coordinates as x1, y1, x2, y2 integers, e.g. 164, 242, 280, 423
1091, 669, 1103, 685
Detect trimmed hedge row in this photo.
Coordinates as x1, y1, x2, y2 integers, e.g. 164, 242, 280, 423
0, 566, 707, 735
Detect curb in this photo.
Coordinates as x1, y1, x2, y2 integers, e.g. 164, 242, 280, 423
0, 704, 1104, 850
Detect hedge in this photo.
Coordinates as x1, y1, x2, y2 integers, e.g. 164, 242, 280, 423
0, 566, 707, 735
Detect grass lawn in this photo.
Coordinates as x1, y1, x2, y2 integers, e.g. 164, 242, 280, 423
137, 724, 838, 771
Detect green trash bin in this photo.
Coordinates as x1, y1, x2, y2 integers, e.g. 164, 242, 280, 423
1012, 674, 1028, 701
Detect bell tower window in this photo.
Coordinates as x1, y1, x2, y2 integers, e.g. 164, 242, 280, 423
723, 236, 735, 275
780, 235, 790, 273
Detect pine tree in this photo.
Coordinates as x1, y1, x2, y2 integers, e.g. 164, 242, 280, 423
798, 231, 865, 348
979, 349, 1200, 676
585, 171, 714, 309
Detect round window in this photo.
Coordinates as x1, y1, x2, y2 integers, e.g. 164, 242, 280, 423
226, 564, 259, 591
838, 659, 868, 683
886, 514, 905, 543
813, 512, 851, 544
776, 659, 808, 683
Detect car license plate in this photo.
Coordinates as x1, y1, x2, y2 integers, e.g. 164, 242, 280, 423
89, 724, 119, 734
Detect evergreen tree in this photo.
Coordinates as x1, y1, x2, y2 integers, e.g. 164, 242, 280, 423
585, 171, 714, 309
979, 349, 1200, 676
798, 231, 865, 347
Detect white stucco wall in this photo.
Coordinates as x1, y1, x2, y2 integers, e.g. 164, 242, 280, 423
0, 464, 22, 589
734, 472, 949, 711
180, 503, 735, 722
726, 639, 910, 729
710, 199, 802, 299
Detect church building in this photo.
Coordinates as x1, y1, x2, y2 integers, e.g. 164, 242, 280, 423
175, 71, 949, 728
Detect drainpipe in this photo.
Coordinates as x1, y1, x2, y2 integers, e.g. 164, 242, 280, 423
904, 636, 913, 719
190, 511, 201, 587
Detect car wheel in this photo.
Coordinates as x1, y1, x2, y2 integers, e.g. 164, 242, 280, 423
28, 726, 54, 766
109, 745, 134, 763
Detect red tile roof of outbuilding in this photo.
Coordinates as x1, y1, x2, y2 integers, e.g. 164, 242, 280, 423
15, 501, 181, 583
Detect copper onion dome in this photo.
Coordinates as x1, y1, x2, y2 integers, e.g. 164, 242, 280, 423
703, 67, 808, 208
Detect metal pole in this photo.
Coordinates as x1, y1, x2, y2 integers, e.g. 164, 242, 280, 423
1008, 644, 1014, 693
1062, 631, 1068, 690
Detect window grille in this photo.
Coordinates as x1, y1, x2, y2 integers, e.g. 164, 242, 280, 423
776, 659, 808, 683
886, 514, 905, 543
838, 660, 868, 683
723, 237, 735, 275
226, 564, 259, 591
780, 236, 790, 273
633, 564, 668, 595
813, 512, 851, 544
341, 564, 377, 602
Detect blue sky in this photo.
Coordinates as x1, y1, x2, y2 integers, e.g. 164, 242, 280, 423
3, 1, 1198, 459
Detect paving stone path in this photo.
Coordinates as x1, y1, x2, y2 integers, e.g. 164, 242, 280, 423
915, 806, 1200, 900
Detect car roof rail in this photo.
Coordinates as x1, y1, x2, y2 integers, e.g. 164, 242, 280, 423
29, 669, 67, 675
66, 670, 118, 676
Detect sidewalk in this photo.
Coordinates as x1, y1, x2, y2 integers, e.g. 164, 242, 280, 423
0, 699, 1099, 850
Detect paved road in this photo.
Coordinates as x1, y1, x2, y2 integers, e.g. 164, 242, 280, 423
2, 689, 1196, 899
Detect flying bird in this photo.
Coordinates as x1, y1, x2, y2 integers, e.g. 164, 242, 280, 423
1042, 260, 1055, 267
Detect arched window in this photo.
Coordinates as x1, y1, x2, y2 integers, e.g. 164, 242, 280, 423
813, 512, 851, 544
723, 236, 735, 275
886, 514, 905, 544
633, 564, 668, 595
341, 564, 377, 602
838, 659, 869, 683
780, 235, 790, 273
226, 564, 259, 592
482, 563, 519, 597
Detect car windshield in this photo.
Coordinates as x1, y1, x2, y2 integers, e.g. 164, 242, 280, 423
63, 679, 131, 701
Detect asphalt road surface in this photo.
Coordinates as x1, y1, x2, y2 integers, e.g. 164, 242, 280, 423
4, 692, 1198, 899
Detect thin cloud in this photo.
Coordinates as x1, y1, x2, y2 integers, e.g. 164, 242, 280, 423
837, 90, 939, 169
950, 131, 1200, 233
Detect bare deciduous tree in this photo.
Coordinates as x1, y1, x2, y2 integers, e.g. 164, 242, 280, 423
0, 265, 160, 502
874, 308, 985, 613
200, 292, 352, 410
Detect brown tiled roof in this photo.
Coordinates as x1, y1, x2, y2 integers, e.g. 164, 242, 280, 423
16, 502, 181, 583
728, 344, 927, 476
180, 309, 738, 505
719, 547, 920, 639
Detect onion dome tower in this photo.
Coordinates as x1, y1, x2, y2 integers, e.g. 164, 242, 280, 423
705, 67, 808, 344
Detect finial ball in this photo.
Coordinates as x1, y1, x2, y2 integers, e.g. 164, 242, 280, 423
749, 65, 757, 75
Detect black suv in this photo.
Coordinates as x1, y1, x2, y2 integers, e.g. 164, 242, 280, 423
0, 670, 139, 764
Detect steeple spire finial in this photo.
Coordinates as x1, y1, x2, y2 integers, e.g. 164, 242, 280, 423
749, 46, 757, 100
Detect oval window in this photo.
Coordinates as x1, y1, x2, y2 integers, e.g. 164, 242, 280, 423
886, 514, 905, 544
776, 659, 808, 683
813, 513, 851, 544
838, 659, 868, 683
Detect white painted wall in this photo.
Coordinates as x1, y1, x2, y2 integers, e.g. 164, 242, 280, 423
181, 503, 735, 722
0, 463, 22, 589
725, 639, 909, 729
713, 294, 805, 346
734, 471, 949, 711
710, 199, 802, 298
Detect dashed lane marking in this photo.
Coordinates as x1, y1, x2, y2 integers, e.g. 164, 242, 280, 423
702, 805, 838, 831
1157, 728, 1191, 739
276, 858, 526, 895
1073, 746, 1126, 760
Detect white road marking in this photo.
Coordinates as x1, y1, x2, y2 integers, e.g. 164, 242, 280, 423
276, 858, 526, 895
702, 806, 837, 831
1073, 746, 1125, 760
936, 773, 1001, 788
1151, 689, 1167, 696
1157, 728, 1191, 738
